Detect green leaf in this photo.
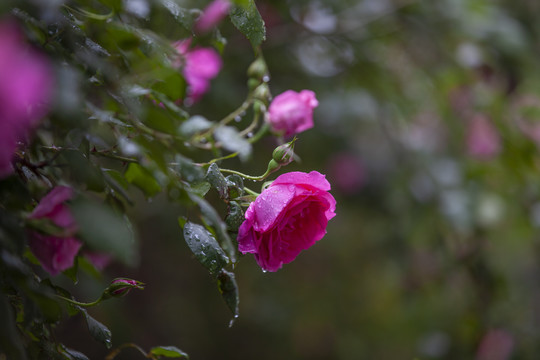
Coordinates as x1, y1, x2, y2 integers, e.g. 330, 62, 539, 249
214, 126, 252, 161
82, 309, 112, 349
178, 116, 213, 138
189, 195, 237, 263
62, 346, 90, 360
57, 150, 106, 192
159, 0, 196, 30
188, 181, 211, 198
230, 0, 266, 48
217, 270, 240, 324
62, 256, 78, 284
125, 163, 162, 197
150, 345, 189, 359
70, 198, 137, 266
0, 290, 26, 360
225, 174, 244, 198
225, 201, 244, 232
181, 221, 229, 275
151, 69, 186, 100
143, 105, 178, 135
206, 163, 229, 200
171, 154, 205, 183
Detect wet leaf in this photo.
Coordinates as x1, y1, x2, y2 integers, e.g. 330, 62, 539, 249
180, 220, 229, 275
206, 163, 229, 200
226, 174, 244, 199
189, 195, 237, 263
225, 201, 244, 232
82, 309, 112, 349
230, 0, 266, 48
159, 0, 195, 29
217, 270, 239, 323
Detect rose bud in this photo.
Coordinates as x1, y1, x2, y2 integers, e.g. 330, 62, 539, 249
105, 278, 145, 298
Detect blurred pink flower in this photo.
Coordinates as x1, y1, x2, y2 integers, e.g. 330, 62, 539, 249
238, 171, 336, 272
466, 114, 501, 160
0, 20, 54, 178
84, 251, 113, 270
195, 0, 231, 34
267, 90, 318, 138
173, 39, 222, 103
28, 186, 82, 276
326, 153, 365, 194
476, 329, 514, 360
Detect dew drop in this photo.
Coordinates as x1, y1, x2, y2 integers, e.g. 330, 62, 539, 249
234, 115, 242, 122
262, 75, 270, 82
247, 132, 254, 138
262, 269, 267, 273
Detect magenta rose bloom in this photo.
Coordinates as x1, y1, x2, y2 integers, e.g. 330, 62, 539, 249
28, 186, 82, 276
267, 90, 319, 138
238, 171, 336, 272
0, 20, 54, 178
173, 39, 222, 103
195, 0, 231, 34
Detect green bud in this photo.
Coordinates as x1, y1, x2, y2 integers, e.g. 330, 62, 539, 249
247, 57, 268, 80
265, 159, 281, 175
272, 139, 296, 166
253, 83, 271, 104
247, 78, 260, 92
103, 278, 144, 299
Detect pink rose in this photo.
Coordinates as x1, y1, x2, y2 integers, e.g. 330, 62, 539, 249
173, 39, 222, 103
267, 90, 318, 138
0, 20, 54, 178
28, 186, 82, 276
466, 114, 501, 160
195, 0, 231, 34
238, 171, 336, 272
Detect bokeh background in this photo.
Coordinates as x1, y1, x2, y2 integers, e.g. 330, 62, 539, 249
17, 0, 540, 358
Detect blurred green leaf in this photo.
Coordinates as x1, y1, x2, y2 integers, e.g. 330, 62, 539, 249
230, 0, 266, 48
143, 105, 178, 135
214, 126, 252, 161
82, 309, 112, 349
0, 290, 26, 360
57, 150, 106, 192
125, 163, 162, 198
178, 116, 213, 138
70, 198, 137, 266
159, 0, 195, 30
217, 270, 239, 322
180, 220, 229, 275
188, 181, 211, 198
206, 163, 229, 200
151, 69, 186, 101
150, 345, 189, 359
